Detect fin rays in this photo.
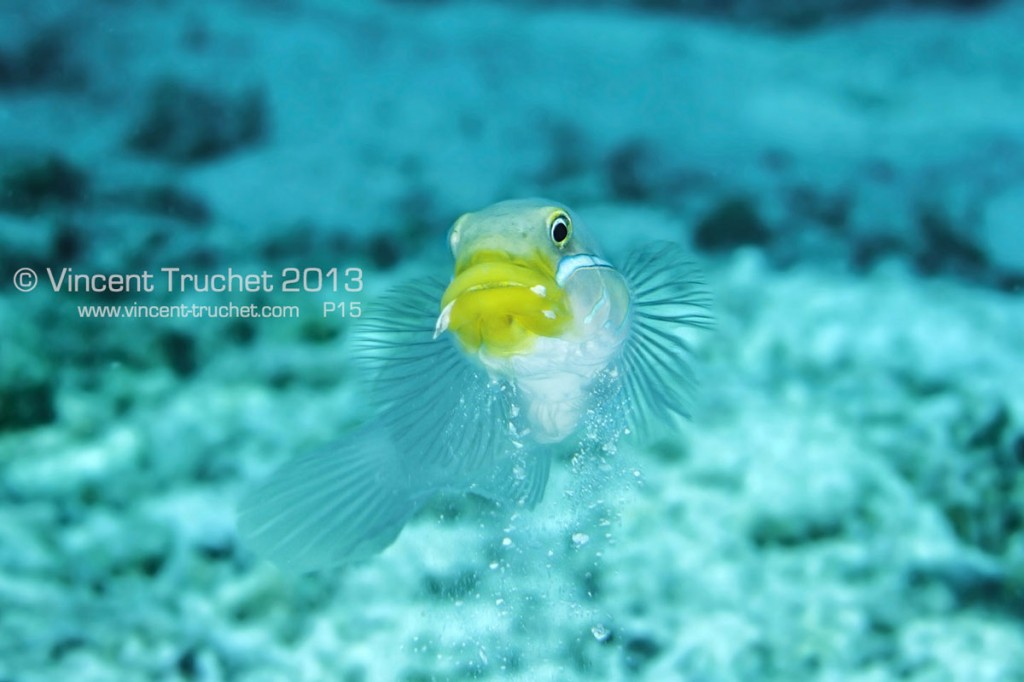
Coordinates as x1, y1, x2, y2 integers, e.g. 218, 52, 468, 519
358, 278, 524, 482
617, 242, 711, 439
237, 425, 422, 572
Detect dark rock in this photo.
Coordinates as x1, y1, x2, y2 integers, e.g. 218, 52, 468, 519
299, 317, 341, 344
161, 330, 199, 378
51, 222, 84, 262
915, 207, 988, 277
906, 556, 1018, 615
225, 319, 257, 346
0, 154, 88, 215
749, 514, 844, 547
423, 569, 479, 600
177, 647, 199, 678
368, 234, 401, 269
623, 635, 662, 672
0, 26, 85, 90
198, 537, 235, 561
0, 379, 57, 431
607, 140, 659, 202
964, 403, 1010, 451
127, 78, 268, 163
694, 196, 771, 252
930, 403, 1023, 556
786, 184, 851, 230
50, 635, 86, 660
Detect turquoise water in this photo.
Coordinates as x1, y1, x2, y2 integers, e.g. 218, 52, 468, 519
1, 1, 1022, 680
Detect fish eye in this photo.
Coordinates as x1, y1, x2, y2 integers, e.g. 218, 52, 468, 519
548, 212, 571, 246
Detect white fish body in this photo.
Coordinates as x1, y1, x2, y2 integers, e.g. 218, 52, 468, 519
238, 199, 710, 571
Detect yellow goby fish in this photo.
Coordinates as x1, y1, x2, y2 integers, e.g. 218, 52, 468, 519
238, 199, 711, 572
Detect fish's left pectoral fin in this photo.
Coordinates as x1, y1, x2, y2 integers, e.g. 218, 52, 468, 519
470, 447, 552, 510
617, 242, 712, 440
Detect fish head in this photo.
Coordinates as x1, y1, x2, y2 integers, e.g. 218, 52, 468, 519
436, 198, 629, 365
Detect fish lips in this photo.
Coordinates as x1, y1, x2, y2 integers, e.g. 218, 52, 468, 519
434, 260, 568, 352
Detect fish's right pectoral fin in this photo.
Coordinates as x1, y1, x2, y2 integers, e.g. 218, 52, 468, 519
237, 423, 426, 573
356, 277, 523, 480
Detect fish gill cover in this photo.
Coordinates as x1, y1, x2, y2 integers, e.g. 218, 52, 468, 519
0, 0, 1022, 680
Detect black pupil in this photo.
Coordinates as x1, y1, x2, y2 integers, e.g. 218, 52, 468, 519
552, 220, 568, 243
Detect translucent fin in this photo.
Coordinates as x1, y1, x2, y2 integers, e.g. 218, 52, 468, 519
470, 446, 552, 509
239, 277, 561, 573
356, 278, 525, 482
615, 242, 712, 440
237, 422, 426, 573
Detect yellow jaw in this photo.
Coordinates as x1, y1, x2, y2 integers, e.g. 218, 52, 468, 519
436, 250, 570, 357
